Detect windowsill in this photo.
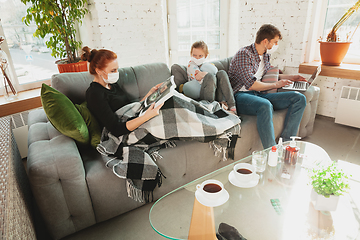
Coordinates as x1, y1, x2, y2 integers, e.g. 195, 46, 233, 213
0, 88, 42, 117
299, 61, 360, 81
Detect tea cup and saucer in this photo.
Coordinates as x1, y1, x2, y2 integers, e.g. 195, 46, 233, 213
228, 163, 260, 188
195, 179, 229, 207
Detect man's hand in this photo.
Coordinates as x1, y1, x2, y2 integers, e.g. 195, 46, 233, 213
274, 79, 293, 88
280, 74, 307, 82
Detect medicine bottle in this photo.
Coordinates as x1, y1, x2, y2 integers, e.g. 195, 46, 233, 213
284, 136, 300, 165
268, 146, 278, 167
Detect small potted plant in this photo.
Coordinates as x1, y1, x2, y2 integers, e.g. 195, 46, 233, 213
319, 0, 360, 66
21, 0, 88, 73
309, 162, 350, 211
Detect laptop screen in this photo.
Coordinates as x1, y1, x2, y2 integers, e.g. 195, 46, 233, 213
308, 65, 321, 84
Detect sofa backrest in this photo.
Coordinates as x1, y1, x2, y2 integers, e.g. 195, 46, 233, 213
51, 62, 171, 103
170, 57, 234, 88
211, 56, 233, 72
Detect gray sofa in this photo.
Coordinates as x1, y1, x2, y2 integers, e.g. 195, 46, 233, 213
27, 58, 320, 239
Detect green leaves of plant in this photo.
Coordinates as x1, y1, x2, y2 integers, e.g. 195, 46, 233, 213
20, 0, 88, 63
310, 162, 350, 198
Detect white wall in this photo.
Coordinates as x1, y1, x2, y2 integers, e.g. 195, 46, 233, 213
81, 0, 168, 68
81, 0, 360, 118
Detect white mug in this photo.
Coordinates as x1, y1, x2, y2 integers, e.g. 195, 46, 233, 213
196, 179, 224, 200
233, 163, 256, 183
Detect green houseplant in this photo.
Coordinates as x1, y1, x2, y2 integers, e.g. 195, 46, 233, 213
320, 0, 360, 66
21, 0, 88, 73
309, 162, 350, 211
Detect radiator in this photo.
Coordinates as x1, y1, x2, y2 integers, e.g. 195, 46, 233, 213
10, 111, 29, 159
335, 86, 360, 129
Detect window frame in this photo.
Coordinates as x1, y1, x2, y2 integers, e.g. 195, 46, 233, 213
304, 0, 360, 65
167, 0, 229, 67
0, 20, 52, 96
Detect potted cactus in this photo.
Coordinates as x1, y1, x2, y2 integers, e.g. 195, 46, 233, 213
21, 0, 88, 73
309, 162, 350, 211
319, 0, 360, 66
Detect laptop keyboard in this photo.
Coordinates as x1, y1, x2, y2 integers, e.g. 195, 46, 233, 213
293, 81, 307, 89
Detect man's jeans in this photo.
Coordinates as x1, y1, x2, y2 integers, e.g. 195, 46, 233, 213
234, 91, 306, 149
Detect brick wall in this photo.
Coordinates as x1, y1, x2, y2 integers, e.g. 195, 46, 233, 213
231, 0, 360, 118
82, 0, 167, 68
231, 0, 311, 70
81, 0, 359, 118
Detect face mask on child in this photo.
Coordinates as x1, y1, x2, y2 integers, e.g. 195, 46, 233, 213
191, 57, 205, 66
101, 71, 119, 84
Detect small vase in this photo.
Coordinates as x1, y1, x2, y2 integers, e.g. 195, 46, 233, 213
310, 188, 339, 211
0, 50, 18, 101
55, 60, 88, 73
319, 41, 351, 66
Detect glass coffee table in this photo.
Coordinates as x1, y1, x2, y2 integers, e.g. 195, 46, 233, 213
149, 141, 360, 240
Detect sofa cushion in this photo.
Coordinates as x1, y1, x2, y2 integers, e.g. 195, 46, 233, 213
51, 71, 94, 104
261, 66, 279, 93
75, 102, 102, 148
41, 83, 90, 145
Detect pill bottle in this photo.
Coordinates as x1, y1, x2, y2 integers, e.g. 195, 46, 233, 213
268, 146, 278, 167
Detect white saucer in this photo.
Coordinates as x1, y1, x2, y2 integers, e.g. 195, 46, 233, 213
228, 171, 260, 188
195, 189, 229, 207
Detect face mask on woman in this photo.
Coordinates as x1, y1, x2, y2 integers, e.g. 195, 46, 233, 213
101, 71, 119, 84
191, 57, 205, 66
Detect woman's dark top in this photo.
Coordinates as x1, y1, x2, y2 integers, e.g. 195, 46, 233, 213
86, 82, 132, 138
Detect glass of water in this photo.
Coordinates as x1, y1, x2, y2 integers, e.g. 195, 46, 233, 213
252, 150, 267, 173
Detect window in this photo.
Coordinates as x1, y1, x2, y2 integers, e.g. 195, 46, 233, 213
0, 0, 55, 94
168, 0, 228, 66
306, 0, 360, 64
323, 0, 360, 63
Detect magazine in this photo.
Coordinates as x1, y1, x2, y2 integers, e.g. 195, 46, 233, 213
139, 75, 176, 116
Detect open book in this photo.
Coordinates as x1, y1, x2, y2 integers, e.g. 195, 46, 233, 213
139, 75, 176, 116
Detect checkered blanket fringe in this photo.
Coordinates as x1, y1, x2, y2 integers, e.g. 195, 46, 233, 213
97, 93, 241, 202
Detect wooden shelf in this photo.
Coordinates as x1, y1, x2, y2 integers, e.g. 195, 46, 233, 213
299, 62, 360, 81
0, 88, 42, 117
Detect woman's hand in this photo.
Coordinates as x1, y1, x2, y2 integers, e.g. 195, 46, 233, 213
141, 82, 164, 101
143, 102, 164, 120
126, 102, 164, 131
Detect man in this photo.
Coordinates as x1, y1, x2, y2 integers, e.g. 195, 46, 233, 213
228, 24, 306, 149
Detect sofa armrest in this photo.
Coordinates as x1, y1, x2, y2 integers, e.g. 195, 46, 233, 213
298, 86, 320, 138
27, 120, 96, 239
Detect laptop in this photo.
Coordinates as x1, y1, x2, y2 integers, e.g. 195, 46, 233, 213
282, 65, 321, 91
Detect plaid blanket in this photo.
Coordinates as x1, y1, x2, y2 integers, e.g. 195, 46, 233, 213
97, 92, 241, 202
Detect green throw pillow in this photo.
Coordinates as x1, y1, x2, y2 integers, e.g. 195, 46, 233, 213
75, 102, 102, 148
41, 83, 90, 145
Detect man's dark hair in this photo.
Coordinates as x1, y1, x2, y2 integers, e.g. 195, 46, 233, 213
255, 24, 282, 44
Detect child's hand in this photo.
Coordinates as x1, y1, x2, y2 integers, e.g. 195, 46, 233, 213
195, 71, 207, 81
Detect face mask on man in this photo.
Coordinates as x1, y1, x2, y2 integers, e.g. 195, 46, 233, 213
101, 71, 119, 84
267, 44, 279, 54
191, 57, 205, 66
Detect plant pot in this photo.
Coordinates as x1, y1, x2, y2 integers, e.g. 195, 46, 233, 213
56, 60, 88, 73
319, 41, 351, 66
310, 188, 339, 211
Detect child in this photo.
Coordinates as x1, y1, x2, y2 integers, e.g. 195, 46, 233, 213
183, 41, 237, 114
